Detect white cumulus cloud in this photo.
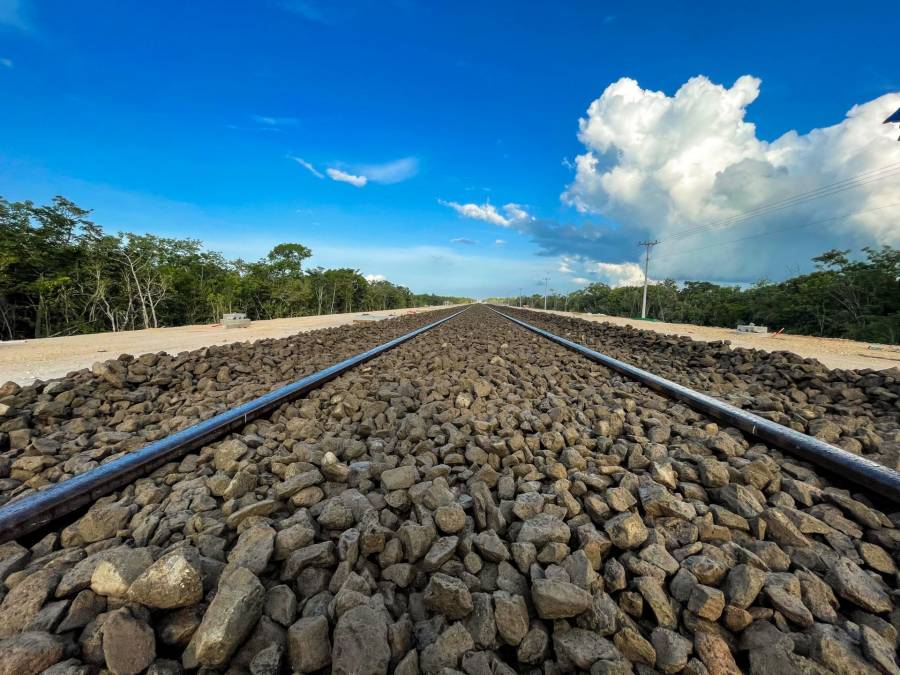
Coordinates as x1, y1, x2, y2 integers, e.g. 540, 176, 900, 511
587, 261, 647, 288
561, 74, 900, 282
364, 273, 387, 282
494, 239, 506, 246
327, 168, 367, 187
440, 200, 532, 227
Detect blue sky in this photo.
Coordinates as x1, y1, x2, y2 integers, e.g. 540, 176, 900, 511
2, 0, 898, 297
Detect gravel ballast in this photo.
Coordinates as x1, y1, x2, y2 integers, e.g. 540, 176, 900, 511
501, 306, 900, 471
0, 307, 460, 507
0, 304, 897, 674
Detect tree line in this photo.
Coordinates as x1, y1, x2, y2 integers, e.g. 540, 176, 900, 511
491, 246, 900, 344
0, 196, 470, 340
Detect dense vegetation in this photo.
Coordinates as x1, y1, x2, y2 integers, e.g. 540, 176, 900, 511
492, 246, 900, 344
0, 196, 469, 340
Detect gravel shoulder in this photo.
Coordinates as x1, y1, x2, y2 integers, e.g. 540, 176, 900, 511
525, 307, 899, 372
0, 305, 459, 386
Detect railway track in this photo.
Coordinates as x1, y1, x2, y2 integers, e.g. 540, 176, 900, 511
501, 307, 900, 472
0, 304, 897, 675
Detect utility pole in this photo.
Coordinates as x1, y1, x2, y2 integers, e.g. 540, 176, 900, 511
518, 288, 524, 307
638, 240, 660, 320
542, 277, 550, 310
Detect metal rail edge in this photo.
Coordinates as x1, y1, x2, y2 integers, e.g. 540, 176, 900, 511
0, 306, 471, 543
490, 306, 900, 503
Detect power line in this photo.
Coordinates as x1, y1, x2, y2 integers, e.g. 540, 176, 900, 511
652, 201, 900, 262
663, 161, 900, 241
659, 160, 900, 243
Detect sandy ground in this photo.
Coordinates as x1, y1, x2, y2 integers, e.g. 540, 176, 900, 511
0, 306, 457, 385
519, 307, 900, 372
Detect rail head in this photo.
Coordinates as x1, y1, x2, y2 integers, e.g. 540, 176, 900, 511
489, 305, 900, 503
0, 306, 470, 543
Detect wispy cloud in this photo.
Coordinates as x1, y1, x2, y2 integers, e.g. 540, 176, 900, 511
450, 237, 477, 245
253, 114, 298, 127
494, 239, 506, 246
439, 200, 532, 227
356, 157, 419, 184
326, 168, 367, 187
0, 0, 30, 31
0, 57, 11, 69
290, 156, 417, 187
288, 155, 324, 179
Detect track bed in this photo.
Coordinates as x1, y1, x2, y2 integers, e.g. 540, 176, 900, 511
0, 305, 898, 675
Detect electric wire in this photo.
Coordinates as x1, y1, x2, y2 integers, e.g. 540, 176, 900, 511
659, 160, 900, 243
652, 201, 900, 262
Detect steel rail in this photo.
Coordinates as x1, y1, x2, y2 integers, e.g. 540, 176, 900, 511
0, 307, 470, 543
490, 306, 900, 503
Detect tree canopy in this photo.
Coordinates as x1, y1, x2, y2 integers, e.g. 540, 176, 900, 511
0, 196, 469, 340
489, 246, 900, 345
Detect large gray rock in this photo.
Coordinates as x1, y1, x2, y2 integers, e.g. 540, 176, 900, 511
0, 568, 58, 637
127, 548, 204, 609
465, 592, 497, 649
604, 512, 648, 550
827, 557, 891, 614
809, 623, 877, 675
724, 563, 767, 609
554, 628, 620, 670
380, 466, 419, 490
651, 628, 692, 674
288, 615, 331, 673
635, 576, 677, 629
331, 604, 391, 675
0, 542, 28, 583
423, 573, 473, 619
60, 501, 132, 546
281, 541, 336, 580
101, 609, 156, 675
764, 573, 814, 628
517, 513, 571, 546
0, 631, 64, 675
420, 622, 474, 674
532, 578, 592, 619
90, 547, 154, 599
493, 591, 528, 646
226, 525, 276, 576
186, 566, 265, 668
57, 589, 105, 632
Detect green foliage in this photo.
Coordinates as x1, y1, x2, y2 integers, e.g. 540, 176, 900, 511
0, 196, 469, 339
489, 246, 900, 344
